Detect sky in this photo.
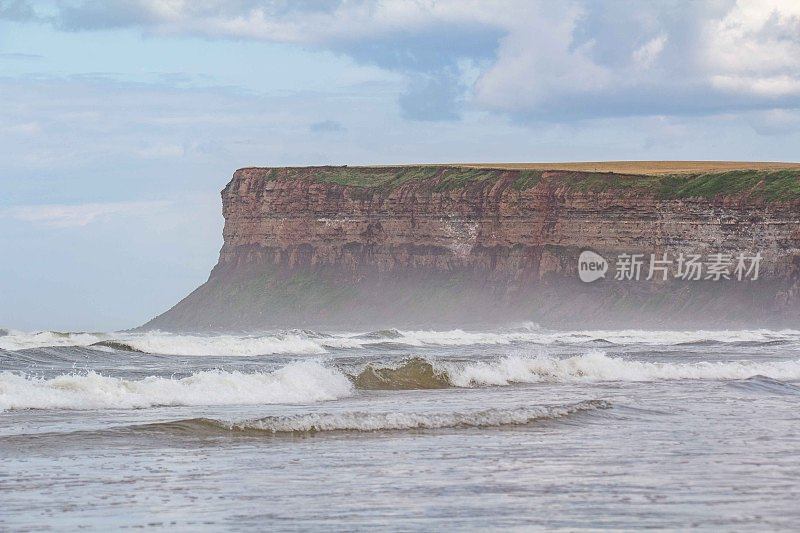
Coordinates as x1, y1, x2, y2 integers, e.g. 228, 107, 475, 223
1, 0, 799, 331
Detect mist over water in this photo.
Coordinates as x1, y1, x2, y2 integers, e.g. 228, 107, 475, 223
3, 324, 800, 529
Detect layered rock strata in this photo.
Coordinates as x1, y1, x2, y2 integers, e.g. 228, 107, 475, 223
144, 166, 800, 330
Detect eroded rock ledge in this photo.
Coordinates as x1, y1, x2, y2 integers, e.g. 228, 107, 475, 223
144, 165, 800, 330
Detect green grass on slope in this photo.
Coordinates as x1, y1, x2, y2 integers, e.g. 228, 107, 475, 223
314, 166, 442, 188
561, 169, 800, 202
273, 166, 546, 192
657, 170, 800, 201
511, 170, 543, 190
260, 166, 800, 201
561, 172, 663, 193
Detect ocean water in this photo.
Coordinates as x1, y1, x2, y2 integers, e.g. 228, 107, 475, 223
2, 324, 800, 530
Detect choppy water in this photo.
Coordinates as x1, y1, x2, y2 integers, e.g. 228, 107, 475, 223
2, 324, 800, 530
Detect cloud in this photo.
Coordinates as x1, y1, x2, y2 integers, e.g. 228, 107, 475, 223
2, 200, 171, 227
632, 34, 668, 68
3, 0, 501, 121
399, 68, 464, 121
473, 0, 800, 120
4, 0, 800, 124
0, 0, 38, 21
702, 0, 800, 97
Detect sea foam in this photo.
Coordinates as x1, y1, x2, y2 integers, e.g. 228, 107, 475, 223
443, 351, 800, 386
2, 327, 798, 356
0, 361, 353, 411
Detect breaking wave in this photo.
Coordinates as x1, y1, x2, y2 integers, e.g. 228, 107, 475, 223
348, 352, 800, 390
0, 361, 353, 411
352, 357, 451, 390
0, 330, 106, 352
441, 352, 800, 386
3, 351, 800, 411
2, 326, 798, 355
0, 330, 329, 356
89, 340, 144, 353
149, 400, 611, 435
110, 332, 329, 356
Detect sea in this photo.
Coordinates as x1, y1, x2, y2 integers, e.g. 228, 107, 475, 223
2, 324, 800, 530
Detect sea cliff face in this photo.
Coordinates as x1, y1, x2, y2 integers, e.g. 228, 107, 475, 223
144, 166, 800, 330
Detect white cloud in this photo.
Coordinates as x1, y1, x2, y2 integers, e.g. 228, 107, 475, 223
711, 74, 800, 98
3, 201, 171, 228
472, 3, 612, 113
5, 0, 800, 122
632, 34, 667, 68
51, 0, 503, 43
703, 0, 800, 96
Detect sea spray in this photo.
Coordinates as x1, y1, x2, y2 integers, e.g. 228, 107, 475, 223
442, 351, 800, 386
2, 328, 799, 355
0, 361, 353, 411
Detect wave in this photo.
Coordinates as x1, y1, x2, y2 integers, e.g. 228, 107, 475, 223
4, 350, 799, 410
0, 330, 106, 351
350, 352, 800, 390
352, 357, 451, 390
442, 352, 800, 386
347, 353, 800, 390
0, 361, 353, 411
354, 329, 404, 340
90, 340, 144, 353
2, 326, 798, 355
146, 400, 611, 435
0, 330, 329, 356
111, 332, 328, 356
727, 375, 800, 395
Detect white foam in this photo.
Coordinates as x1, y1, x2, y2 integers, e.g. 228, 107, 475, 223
3, 326, 799, 356
118, 331, 326, 356
229, 400, 609, 433
444, 351, 800, 386
0, 361, 353, 411
369, 328, 800, 348
392, 329, 511, 346
0, 330, 105, 351
557, 329, 800, 346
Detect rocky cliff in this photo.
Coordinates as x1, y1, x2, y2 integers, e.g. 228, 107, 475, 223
144, 165, 800, 330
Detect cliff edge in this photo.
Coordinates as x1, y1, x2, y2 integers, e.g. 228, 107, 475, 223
143, 164, 800, 331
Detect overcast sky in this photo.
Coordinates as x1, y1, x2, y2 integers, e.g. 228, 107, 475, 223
1, 0, 799, 330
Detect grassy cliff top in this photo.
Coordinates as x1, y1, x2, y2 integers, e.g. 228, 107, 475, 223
237, 163, 800, 201
454, 161, 800, 175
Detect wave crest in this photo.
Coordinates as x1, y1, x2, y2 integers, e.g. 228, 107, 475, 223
0, 361, 353, 411
166, 400, 611, 434
2, 327, 799, 355
90, 340, 143, 353
348, 352, 800, 390
352, 357, 451, 390
443, 352, 800, 386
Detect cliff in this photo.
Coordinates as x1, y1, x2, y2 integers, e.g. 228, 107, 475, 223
144, 165, 800, 331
